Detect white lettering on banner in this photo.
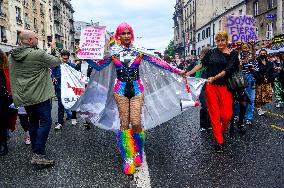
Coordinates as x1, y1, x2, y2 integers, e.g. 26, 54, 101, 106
77, 26, 106, 60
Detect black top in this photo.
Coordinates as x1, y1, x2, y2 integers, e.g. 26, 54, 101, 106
256, 58, 275, 83
202, 48, 239, 85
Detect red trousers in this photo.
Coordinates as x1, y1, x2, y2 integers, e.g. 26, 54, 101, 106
205, 84, 233, 144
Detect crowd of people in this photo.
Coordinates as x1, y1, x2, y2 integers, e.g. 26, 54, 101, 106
0, 24, 283, 177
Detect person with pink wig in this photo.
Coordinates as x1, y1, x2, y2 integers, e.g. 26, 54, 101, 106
76, 22, 198, 175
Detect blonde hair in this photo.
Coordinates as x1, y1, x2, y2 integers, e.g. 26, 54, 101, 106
215, 31, 228, 41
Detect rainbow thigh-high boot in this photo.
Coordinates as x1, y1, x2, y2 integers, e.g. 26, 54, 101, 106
133, 129, 145, 167
117, 129, 136, 175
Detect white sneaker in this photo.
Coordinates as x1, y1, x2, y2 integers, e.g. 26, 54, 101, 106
54, 123, 62, 130
257, 108, 266, 116
71, 119, 77, 125
25, 136, 31, 145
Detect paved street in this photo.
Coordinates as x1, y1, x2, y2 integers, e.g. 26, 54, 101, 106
0, 99, 283, 188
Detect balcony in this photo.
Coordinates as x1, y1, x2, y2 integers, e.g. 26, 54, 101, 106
69, 15, 74, 22
16, 17, 23, 25
25, 23, 31, 30
53, 1, 61, 10
0, 12, 6, 19
54, 14, 62, 23
23, 1, 29, 8
40, 10, 45, 18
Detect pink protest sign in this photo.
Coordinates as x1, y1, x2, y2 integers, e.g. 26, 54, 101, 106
77, 26, 106, 59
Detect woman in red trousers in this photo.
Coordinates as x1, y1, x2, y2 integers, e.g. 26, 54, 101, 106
187, 32, 239, 152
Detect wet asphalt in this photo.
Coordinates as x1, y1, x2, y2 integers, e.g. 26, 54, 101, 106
0, 99, 283, 188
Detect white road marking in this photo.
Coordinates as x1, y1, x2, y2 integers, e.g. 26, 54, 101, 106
133, 151, 151, 188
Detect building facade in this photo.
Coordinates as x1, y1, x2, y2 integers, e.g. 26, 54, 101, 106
52, 0, 75, 55
173, 0, 244, 57
195, 1, 246, 54
173, 0, 184, 57
0, 0, 75, 54
246, 0, 282, 41
0, 0, 53, 52
183, 0, 196, 57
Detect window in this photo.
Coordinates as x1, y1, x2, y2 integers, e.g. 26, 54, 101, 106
206, 27, 211, 38
16, 30, 20, 45
43, 40, 46, 50
266, 23, 273, 39
40, 3, 45, 16
0, 26, 7, 43
267, 0, 273, 9
254, 1, 259, 16
50, 25, 53, 35
24, 13, 30, 29
34, 18, 38, 32
190, 4, 192, 14
239, 9, 242, 15
32, 0, 36, 10
16, 7, 22, 24
198, 33, 200, 42
0, 0, 3, 13
41, 21, 45, 34
202, 30, 205, 39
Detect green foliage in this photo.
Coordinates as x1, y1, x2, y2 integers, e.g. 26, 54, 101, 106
164, 40, 175, 58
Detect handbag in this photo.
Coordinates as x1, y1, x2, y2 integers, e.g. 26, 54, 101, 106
227, 68, 248, 91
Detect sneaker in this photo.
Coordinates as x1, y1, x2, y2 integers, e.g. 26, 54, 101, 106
215, 144, 224, 153
276, 103, 281, 108
25, 136, 31, 145
71, 119, 77, 125
245, 120, 252, 125
200, 128, 207, 132
54, 123, 62, 130
257, 108, 266, 116
31, 154, 55, 166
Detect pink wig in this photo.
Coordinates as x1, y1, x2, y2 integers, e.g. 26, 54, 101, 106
115, 22, 135, 42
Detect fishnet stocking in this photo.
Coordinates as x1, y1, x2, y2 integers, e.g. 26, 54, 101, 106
114, 93, 144, 132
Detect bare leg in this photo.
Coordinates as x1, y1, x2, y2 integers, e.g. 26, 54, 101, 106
114, 93, 130, 130
130, 93, 144, 133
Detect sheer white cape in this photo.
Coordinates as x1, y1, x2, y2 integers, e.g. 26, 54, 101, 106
72, 46, 206, 130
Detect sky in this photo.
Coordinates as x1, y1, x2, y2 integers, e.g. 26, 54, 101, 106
72, 0, 176, 52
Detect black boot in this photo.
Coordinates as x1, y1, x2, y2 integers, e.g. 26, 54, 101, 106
0, 142, 8, 156
215, 143, 224, 153
237, 124, 246, 135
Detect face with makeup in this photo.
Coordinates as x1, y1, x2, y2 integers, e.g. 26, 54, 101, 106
119, 29, 132, 46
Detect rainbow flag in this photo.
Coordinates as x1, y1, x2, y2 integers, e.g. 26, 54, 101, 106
109, 37, 116, 47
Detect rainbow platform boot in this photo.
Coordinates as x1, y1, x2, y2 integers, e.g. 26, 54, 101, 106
133, 129, 145, 167
117, 129, 136, 175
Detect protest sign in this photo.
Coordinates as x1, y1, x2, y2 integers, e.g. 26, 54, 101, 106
77, 26, 106, 60
226, 15, 258, 43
